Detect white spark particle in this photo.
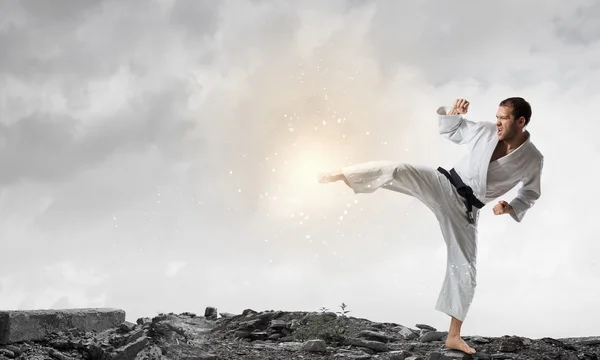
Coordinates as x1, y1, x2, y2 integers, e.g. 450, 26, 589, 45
238, 189, 242, 192
229, 170, 233, 174
289, 128, 294, 132
366, 131, 370, 135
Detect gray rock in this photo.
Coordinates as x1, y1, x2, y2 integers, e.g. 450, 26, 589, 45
428, 352, 474, 360
0, 308, 125, 344
0, 350, 14, 359
204, 306, 218, 320
489, 354, 513, 360
136, 317, 151, 326
302, 339, 327, 352
416, 324, 437, 331
48, 349, 72, 360
419, 331, 448, 343
471, 337, 490, 344
572, 337, 600, 345
378, 350, 412, 360
118, 321, 136, 333
219, 312, 236, 319
395, 326, 419, 340
113, 336, 149, 360
234, 330, 252, 339
3, 346, 20, 357
278, 342, 303, 351
345, 337, 390, 352
441, 350, 476, 359
290, 319, 302, 330
196, 354, 219, 360
359, 329, 396, 342
334, 352, 372, 359
270, 320, 288, 329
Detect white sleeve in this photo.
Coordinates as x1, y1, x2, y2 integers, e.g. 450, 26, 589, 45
509, 157, 544, 223
437, 106, 485, 145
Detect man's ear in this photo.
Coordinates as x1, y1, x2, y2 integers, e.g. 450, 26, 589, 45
518, 116, 526, 127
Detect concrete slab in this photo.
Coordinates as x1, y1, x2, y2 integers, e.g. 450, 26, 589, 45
0, 308, 125, 344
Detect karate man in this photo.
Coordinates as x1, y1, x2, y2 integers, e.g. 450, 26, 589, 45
318, 97, 544, 354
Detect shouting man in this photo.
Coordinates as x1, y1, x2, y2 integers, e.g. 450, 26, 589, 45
318, 97, 544, 354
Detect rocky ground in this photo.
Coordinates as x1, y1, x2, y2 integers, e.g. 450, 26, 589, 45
1, 306, 599, 360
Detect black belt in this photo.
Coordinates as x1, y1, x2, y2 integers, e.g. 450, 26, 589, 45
437, 167, 485, 224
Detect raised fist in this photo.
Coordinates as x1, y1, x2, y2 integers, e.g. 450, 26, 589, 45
449, 98, 469, 115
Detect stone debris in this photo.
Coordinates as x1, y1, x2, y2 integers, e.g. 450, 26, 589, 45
0, 306, 597, 359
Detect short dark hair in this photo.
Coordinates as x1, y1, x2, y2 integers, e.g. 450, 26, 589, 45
499, 97, 532, 125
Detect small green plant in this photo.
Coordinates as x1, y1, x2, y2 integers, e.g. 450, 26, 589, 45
294, 303, 352, 344
336, 302, 350, 317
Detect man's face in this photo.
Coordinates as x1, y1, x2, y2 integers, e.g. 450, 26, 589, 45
495, 106, 521, 140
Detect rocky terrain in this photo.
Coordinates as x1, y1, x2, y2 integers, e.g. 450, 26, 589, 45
1, 305, 599, 360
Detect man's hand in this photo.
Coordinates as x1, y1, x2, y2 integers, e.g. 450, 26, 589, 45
448, 98, 469, 115
493, 200, 513, 215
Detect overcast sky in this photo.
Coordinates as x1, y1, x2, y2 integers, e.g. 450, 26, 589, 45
1, 0, 599, 339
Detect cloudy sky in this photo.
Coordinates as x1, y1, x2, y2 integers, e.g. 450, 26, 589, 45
1, 0, 599, 339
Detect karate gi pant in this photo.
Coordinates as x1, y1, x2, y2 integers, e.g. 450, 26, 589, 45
341, 160, 479, 322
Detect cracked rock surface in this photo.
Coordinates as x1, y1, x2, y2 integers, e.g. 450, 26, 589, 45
1, 307, 599, 360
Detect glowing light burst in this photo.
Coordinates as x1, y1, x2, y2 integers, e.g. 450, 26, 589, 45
264, 137, 342, 218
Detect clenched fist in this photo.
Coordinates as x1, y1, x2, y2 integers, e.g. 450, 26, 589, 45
493, 200, 513, 215
448, 98, 469, 115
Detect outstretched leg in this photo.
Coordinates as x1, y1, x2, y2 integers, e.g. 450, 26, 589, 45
319, 161, 449, 212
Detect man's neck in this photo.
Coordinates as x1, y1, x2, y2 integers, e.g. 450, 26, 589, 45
502, 130, 529, 153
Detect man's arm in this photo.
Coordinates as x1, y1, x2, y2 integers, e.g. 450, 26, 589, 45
508, 157, 543, 222
437, 99, 485, 145
495, 157, 544, 222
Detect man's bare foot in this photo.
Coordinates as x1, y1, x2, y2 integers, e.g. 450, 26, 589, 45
317, 171, 343, 183
445, 335, 476, 354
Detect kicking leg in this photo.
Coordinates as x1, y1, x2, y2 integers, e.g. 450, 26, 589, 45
319, 161, 447, 210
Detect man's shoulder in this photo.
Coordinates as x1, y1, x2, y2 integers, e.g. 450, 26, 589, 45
525, 141, 544, 168
527, 141, 543, 158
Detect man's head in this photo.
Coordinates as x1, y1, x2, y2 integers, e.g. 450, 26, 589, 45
496, 97, 531, 140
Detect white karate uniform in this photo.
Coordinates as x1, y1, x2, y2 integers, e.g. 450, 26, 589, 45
339, 105, 544, 321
